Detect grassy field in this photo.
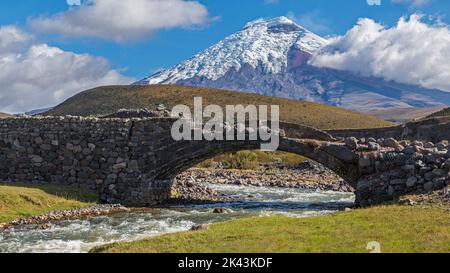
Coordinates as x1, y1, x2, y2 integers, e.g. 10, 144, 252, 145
0, 183, 97, 223
45, 85, 393, 130
196, 150, 307, 169
91, 205, 450, 253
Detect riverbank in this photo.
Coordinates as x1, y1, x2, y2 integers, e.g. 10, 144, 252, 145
170, 161, 353, 203
1, 183, 354, 253
0, 204, 130, 230
0, 163, 350, 230
91, 204, 450, 253
0, 183, 98, 224
179, 166, 352, 192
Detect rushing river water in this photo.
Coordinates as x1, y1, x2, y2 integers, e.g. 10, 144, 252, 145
0, 183, 354, 253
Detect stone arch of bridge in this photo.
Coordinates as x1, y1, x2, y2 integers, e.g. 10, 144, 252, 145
150, 137, 361, 190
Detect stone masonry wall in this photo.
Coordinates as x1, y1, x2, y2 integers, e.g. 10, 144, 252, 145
0, 116, 178, 206
348, 136, 450, 206
0, 116, 449, 207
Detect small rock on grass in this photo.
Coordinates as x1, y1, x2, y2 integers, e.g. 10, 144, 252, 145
191, 224, 209, 231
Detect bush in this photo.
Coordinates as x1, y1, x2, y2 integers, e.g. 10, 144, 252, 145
195, 150, 308, 170
222, 151, 259, 170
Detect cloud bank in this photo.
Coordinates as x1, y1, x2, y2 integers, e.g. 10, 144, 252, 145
0, 26, 133, 113
310, 14, 450, 92
31, 0, 210, 42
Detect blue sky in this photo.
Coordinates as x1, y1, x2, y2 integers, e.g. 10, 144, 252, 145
0, 0, 448, 79
0, 0, 449, 113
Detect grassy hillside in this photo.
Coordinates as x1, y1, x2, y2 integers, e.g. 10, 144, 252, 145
46, 85, 393, 130
364, 106, 446, 123
0, 183, 97, 223
425, 107, 450, 119
91, 205, 450, 253
0, 112, 11, 119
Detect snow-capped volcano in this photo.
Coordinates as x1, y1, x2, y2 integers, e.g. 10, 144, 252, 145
136, 17, 450, 111
139, 17, 326, 84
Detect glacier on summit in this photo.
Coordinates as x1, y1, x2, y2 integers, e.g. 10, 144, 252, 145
139, 17, 326, 84
136, 17, 450, 111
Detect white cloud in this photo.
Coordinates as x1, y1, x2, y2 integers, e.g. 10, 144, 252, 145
0, 25, 32, 53
392, 0, 430, 7
310, 14, 450, 92
30, 0, 210, 42
0, 26, 133, 113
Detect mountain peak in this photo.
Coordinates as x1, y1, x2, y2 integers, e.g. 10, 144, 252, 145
137, 16, 327, 85
135, 17, 450, 112
244, 16, 306, 33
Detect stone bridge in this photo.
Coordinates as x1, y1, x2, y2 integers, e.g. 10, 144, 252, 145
0, 116, 449, 207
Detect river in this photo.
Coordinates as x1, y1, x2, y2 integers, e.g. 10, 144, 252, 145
0, 183, 354, 253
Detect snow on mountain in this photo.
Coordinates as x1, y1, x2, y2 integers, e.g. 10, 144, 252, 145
137, 17, 327, 84
136, 17, 450, 112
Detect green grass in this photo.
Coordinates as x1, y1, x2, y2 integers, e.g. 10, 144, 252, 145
425, 107, 450, 119
91, 205, 450, 253
196, 150, 307, 170
45, 85, 393, 130
0, 183, 98, 223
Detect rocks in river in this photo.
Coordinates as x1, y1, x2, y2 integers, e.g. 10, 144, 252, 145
170, 174, 233, 204
174, 161, 354, 196
1, 204, 129, 230
213, 208, 228, 214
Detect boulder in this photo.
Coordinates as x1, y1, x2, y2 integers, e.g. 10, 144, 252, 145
424, 142, 435, 148
390, 179, 406, 185
402, 145, 416, 155
383, 138, 399, 148
359, 157, 372, 168
30, 155, 43, 163
368, 142, 380, 151
424, 154, 438, 164
406, 176, 418, 187
213, 208, 227, 214
443, 159, 450, 170
424, 182, 434, 192
345, 137, 358, 150
128, 160, 139, 171
399, 140, 410, 147
432, 168, 448, 177
191, 224, 209, 231
436, 142, 447, 151
424, 172, 436, 182
413, 141, 424, 147
34, 137, 43, 145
